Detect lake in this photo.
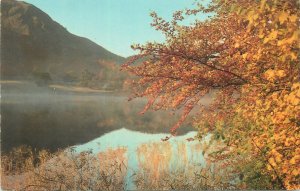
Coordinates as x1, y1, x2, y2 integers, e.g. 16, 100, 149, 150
73, 128, 205, 190
1, 81, 207, 190
1, 81, 194, 153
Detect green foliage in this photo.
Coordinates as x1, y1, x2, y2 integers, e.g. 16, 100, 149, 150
239, 157, 281, 190
78, 62, 128, 90
79, 69, 95, 87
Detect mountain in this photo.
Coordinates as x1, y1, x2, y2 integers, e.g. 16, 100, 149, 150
1, 0, 125, 81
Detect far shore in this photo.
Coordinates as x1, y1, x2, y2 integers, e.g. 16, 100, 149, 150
49, 84, 112, 93
0, 80, 117, 94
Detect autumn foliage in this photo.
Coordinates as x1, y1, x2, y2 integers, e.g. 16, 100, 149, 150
122, 0, 299, 189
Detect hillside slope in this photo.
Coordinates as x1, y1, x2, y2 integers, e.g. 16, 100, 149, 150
1, 0, 125, 81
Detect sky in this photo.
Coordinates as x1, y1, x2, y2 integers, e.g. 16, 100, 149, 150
23, 0, 209, 57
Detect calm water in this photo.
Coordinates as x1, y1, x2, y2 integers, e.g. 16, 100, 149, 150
1, 82, 206, 190
74, 128, 205, 189
1, 82, 194, 153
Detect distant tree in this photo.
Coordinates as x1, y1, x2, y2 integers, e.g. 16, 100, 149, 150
32, 71, 52, 86
62, 71, 78, 83
79, 69, 95, 87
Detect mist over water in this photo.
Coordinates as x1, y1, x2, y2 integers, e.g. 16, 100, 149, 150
1, 82, 209, 190
1, 82, 194, 153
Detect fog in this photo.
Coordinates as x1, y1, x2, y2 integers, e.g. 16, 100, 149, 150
1, 82, 195, 153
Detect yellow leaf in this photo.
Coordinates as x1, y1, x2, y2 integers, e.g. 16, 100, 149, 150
292, 169, 299, 176
276, 70, 286, 77
278, 30, 299, 46
242, 53, 248, 59
264, 30, 278, 44
278, 11, 288, 24
289, 30, 299, 43
253, 13, 259, 21
291, 97, 300, 106
247, 10, 255, 22
264, 69, 276, 81
259, 33, 264, 39
283, 118, 290, 124
290, 52, 297, 60
275, 158, 282, 163
269, 157, 276, 167
260, 0, 266, 12
292, 83, 300, 90
267, 164, 272, 171
296, 89, 300, 97
289, 15, 297, 23
290, 157, 296, 165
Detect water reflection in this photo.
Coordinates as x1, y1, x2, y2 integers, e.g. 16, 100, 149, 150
1, 86, 193, 153
74, 128, 204, 190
